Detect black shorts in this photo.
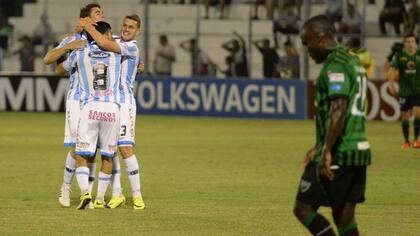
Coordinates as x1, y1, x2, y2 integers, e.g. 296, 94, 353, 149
399, 95, 420, 111
296, 162, 367, 209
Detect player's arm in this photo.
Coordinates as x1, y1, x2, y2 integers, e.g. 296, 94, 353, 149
320, 97, 347, 181
43, 39, 86, 65
56, 51, 78, 76
387, 55, 400, 96
79, 18, 122, 53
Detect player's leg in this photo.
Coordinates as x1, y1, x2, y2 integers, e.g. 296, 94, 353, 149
411, 96, 420, 147
74, 102, 99, 209
332, 203, 359, 236
293, 200, 335, 236
59, 100, 80, 207
400, 97, 412, 148
94, 102, 120, 208
294, 162, 335, 235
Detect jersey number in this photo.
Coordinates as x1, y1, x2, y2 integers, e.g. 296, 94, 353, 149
120, 125, 127, 136
351, 76, 367, 117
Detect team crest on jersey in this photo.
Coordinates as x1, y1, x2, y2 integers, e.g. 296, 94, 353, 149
300, 179, 311, 193
89, 51, 111, 58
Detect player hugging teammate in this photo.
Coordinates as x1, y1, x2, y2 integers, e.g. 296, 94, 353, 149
44, 3, 145, 210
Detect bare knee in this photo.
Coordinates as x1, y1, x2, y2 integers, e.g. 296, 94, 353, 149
119, 146, 133, 158
293, 200, 314, 222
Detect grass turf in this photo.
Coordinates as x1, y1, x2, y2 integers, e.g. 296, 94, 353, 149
0, 112, 419, 235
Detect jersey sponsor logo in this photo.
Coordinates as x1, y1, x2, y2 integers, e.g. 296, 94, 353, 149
330, 165, 340, 170
300, 179, 311, 193
88, 51, 111, 58
78, 142, 90, 149
328, 72, 345, 83
330, 84, 343, 91
357, 141, 370, 150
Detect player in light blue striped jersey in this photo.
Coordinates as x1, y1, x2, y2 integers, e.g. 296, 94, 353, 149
80, 14, 145, 210
57, 21, 122, 209
43, 3, 104, 208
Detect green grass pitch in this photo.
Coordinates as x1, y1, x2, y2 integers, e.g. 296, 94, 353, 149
0, 112, 419, 235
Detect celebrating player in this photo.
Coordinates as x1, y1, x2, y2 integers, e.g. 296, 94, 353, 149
293, 15, 371, 236
79, 14, 145, 210
43, 3, 104, 208
388, 33, 420, 149
57, 21, 122, 209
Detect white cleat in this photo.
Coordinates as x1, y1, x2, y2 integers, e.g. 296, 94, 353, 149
58, 184, 71, 207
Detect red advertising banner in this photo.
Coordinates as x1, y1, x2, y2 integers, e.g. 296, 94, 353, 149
307, 80, 400, 122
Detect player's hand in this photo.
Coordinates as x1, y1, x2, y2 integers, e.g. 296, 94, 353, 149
389, 82, 397, 96
78, 17, 96, 29
300, 147, 316, 170
65, 39, 87, 50
138, 62, 145, 74
319, 147, 334, 181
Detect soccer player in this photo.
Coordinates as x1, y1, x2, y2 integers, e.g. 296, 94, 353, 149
57, 21, 121, 209
79, 14, 145, 210
43, 3, 104, 208
388, 33, 420, 149
294, 15, 371, 236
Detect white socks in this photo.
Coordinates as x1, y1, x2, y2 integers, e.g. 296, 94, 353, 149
63, 152, 76, 185
111, 156, 122, 197
96, 172, 112, 201
87, 162, 96, 194
75, 167, 90, 194
124, 155, 141, 197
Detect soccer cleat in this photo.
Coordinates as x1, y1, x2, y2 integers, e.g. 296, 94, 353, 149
87, 202, 94, 209
107, 195, 126, 209
58, 184, 71, 207
413, 140, 420, 148
76, 192, 92, 210
402, 142, 411, 149
133, 196, 145, 210
93, 199, 107, 209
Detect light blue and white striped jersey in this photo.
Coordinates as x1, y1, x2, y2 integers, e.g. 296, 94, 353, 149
116, 38, 140, 105
63, 42, 122, 106
56, 33, 86, 101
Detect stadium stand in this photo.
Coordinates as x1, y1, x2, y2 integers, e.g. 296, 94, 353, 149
2, 0, 410, 80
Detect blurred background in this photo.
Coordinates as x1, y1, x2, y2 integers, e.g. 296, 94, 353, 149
0, 0, 415, 80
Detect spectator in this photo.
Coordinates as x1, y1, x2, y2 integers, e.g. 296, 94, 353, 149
277, 39, 300, 79
404, 0, 420, 34
179, 38, 217, 77
346, 37, 375, 78
32, 13, 54, 58
338, 3, 362, 34
0, 16, 13, 71
153, 35, 176, 76
253, 38, 279, 78
272, 5, 300, 48
325, 0, 344, 24
11, 35, 35, 72
252, 0, 279, 20
203, 0, 231, 19
222, 31, 249, 78
379, 0, 406, 35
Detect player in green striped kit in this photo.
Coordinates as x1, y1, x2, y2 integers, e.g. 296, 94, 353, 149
388, 33, 420, 149
293, 15, 371, 236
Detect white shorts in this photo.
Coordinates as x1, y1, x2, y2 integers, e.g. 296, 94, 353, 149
75, 101, 120, 157
118, 103, 136, 147
63, 99, 81, 147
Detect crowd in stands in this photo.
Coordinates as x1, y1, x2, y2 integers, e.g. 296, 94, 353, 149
1, 0, 419, 80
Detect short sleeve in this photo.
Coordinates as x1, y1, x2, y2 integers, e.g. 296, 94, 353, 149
118, 41, 138, 57
325, 63, 351, 99
56, 35, 75, 49
62, 50, 78, 72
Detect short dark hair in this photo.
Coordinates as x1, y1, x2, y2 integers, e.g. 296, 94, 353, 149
124, 14, 141, 29
79, 3, 101, 18
302, 15, 335, 38
404, 33, 417, 41
86, 21, 111, 43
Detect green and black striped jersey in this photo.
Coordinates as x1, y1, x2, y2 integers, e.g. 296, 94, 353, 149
314, 45, 371, 166
390, 50, 420, 97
